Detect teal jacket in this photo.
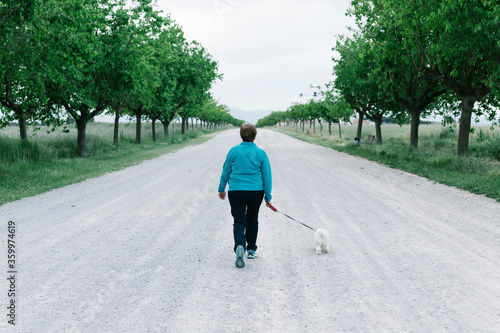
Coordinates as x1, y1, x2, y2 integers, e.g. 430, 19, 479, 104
218, 141, 272, 202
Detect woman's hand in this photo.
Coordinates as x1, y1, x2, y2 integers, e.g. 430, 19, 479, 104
219, 191, 226, 200
266, 201, 277, 212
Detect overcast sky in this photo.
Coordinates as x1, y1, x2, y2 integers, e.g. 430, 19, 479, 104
155, 0, 356, 112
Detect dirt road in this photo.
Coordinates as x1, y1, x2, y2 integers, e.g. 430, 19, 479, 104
1, 129, 499, 332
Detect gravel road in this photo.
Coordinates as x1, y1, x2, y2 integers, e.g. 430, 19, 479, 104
1, 129, 499, 332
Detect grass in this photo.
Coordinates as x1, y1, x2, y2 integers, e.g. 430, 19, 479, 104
273, 123, 500, 202
0, 122, 225, 205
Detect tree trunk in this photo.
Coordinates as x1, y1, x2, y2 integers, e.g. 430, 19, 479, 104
111, 96, 130, 145
76, 118, 87, 157
356, 111, 364, 140
136, 112, 142, 144
328, 121, 332, 135
181, 117, 186, 134
409, 109, 420, 148
4, 78, 32, 140
162, 121, 170, 136
113, 108, 120, 145
152, 119, 156, 142
338, 122, 342, 138
372, 114, 383, 144
19, 115, 28, 140
457, 96, 475, 156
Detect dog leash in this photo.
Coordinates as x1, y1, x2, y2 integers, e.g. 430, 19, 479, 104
266, 203, 316, 231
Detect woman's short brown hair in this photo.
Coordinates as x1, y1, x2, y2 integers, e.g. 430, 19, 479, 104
240, 123, 257, 142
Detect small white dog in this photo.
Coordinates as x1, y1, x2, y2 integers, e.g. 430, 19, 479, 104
314, 228, 330, 254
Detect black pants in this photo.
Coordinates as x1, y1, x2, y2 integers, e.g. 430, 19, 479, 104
228, 190, 264, 252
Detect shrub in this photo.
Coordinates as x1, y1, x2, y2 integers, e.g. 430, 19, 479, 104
0, 136, 52, 163
427, 155, 454, 168
448, 156, 491, 173
469, 133, 500, 160
439, 127, 453, 139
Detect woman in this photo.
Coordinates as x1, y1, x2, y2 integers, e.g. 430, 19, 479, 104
218, 124, 272, 268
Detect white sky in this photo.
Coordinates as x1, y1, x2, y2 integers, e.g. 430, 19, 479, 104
155, 0, 355, 112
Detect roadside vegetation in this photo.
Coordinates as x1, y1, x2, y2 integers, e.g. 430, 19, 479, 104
257, 1, 499, 202
1, 0, 243, 157
1, 0, 245, 205
272, 123, 500, 202
0, 122, 227, 205
258, 1, 499, 158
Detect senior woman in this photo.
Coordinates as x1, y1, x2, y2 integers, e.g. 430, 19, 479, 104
218, 124, 272, 268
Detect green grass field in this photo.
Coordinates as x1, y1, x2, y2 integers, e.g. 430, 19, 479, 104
274, 122, 500, 202
0, 122, 223, 205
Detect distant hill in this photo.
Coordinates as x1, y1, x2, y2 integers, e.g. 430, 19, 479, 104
229, 107, 272, 125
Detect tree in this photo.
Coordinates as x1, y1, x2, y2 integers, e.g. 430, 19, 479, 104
333, 33, 398, 144
349, 0, 447, 148
198, 98, 242, 128
176, 41, 220, 134
321, 87, 354, 136
256, 111, 284, 127
43, 0, 116, 156
415, 0, 499, 155
143, 22, 184, 141
125, 38, 161, 144
286, 103, 308, 132
306, 99, 321, 133
106, 0, 164, 145
0, 0, 50, 140
150, 36, 220, 136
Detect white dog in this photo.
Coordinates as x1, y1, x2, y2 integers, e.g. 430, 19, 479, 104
314, 228, 330, 254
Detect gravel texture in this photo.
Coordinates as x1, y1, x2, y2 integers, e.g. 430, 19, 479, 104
1, 129, 499, 332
